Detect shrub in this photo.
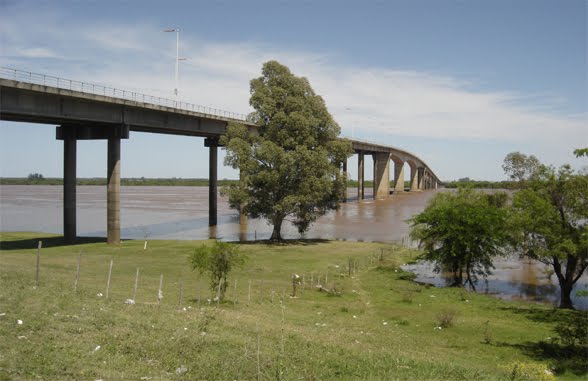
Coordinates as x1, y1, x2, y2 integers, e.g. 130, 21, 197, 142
436, 310, 456, 328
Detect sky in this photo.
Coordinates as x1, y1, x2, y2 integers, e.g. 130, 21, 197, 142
0, 0, 586, 181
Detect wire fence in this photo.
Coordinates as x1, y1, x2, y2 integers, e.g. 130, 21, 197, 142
0, 67, 249, 122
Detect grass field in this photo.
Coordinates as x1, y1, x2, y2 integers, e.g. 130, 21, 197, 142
1, 232, 586, 380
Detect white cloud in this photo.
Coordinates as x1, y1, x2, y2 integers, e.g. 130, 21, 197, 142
1, 11, 585, 179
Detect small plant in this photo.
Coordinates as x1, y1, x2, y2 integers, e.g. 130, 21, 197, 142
401, 291, 414, 304
436, 310, 456, 328
503, 361, 555, 381
326, 282, 343, 297
190, 241, 245, 301
481, 320, 492, 344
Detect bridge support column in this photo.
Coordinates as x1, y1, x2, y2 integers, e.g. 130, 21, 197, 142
357, 152, 365, 200
107, 138, 121, 245
205, 137, 219, 227
342, 160, 348, 203
63, 128, 77, 243
409, 164, 419, 191
373, 152, 391, 200
417, 167, 425, 190
393, 160, 405, 194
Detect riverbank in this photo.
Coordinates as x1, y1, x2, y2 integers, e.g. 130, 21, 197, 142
1, 232, 585, 380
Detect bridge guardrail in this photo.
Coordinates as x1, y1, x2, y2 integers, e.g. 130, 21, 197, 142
0, 67, 249, 122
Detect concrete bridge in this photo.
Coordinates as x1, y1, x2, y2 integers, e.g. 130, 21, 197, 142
0, 68, 441, 244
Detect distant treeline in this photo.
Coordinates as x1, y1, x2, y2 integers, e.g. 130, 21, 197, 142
443, 180, 518, 189
1, 177, 516, 189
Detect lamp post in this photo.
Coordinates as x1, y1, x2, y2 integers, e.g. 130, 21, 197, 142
163, 28, 187, 97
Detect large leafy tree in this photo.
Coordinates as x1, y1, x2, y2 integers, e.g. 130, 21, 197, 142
221, 61, 352, 240
502, 151, 541, 183
511, 164, 588, 309
409, 188, 511, 288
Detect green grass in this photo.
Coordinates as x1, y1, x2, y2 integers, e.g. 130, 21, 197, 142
1, 232, 585, 380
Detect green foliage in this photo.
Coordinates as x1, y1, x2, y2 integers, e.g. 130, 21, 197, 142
511, 163, 588, 308
221, 60, 352, 240
554, 312, 588, 347
503, 361, 556, 381
27, 173, 44, 180
409, 188, 511, 287
573, 148, 588, 158
502, 151, 541, 182
190, 241, 245, 300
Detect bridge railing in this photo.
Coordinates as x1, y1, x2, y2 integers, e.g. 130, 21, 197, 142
0, 67, 249, 122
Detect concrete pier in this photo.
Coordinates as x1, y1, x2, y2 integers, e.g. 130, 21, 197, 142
393, 159, 405, 193
357, 152, 365, 200
206, 137, 218, 227
107, 138, 121, 245
409, 163, 419, 191
374, 152, 391, 199
63, 129, 77, 243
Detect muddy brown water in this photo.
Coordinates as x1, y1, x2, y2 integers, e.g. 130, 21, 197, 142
1, 185, 586, 309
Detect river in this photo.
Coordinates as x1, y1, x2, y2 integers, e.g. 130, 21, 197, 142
1, 185, 586, 309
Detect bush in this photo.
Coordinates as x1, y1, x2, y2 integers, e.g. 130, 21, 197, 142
554, 312, 588, 347
436, 310, 456, 328
190, 241, 245, 301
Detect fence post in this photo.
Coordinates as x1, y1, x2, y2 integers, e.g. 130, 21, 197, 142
158, 275, 164, 305
178, 279, 183, 306
133, 268, 139, 302
216, 278, 222, 308
35, 241, 42, 286
74, 251, 82, 292
233, 279, 237, 305
106, 258, 113, 299
248, 279, 252, 306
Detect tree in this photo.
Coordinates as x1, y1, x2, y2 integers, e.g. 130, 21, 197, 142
409, 187, 511, 288
573, 148, 588, 158
502, 152, 541, 183
221, 60, 352, 240
190, 241, 245, 301
511, 164, 588, 309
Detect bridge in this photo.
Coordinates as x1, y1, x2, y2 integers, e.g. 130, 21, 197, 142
0, 68, 442, 244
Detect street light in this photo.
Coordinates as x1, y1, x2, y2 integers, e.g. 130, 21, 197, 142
163, 28, 187, 97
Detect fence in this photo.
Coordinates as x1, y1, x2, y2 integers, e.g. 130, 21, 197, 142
0, 67, 248, 122
30, 241, 412, 308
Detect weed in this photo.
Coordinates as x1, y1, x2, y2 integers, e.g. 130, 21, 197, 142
436, 310, 456, 328
401, 291, 414, 304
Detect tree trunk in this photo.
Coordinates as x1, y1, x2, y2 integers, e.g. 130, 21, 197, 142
553, 256, 577, 309
559, 280, 575, 309
270, 217, 283, 241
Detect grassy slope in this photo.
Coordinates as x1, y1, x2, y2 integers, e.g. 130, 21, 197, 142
0, 232, 584, 380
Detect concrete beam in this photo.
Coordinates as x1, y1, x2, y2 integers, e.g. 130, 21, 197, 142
107, 138, 121, 245
373, 152, 391, 200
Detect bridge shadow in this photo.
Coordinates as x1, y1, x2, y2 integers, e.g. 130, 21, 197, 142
0, 236, 105, 250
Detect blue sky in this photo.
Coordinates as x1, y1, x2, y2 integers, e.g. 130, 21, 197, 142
1, 0, 586, 181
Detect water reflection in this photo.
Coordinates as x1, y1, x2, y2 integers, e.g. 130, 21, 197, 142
402, 257, 588, 310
